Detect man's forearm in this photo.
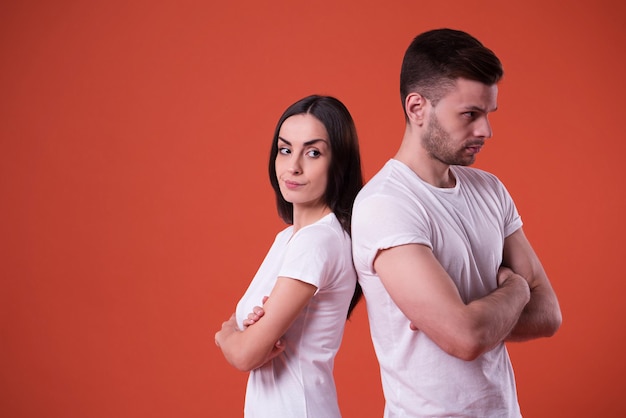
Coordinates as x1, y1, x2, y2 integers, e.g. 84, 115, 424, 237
506, 284, 562, 342
500, 228, 562, 342
468, 274, 531, 353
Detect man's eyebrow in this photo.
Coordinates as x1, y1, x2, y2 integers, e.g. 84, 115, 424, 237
463, 104, 498, 113
278, 137, 328, 146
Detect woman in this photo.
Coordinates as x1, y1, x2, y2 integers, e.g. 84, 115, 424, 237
215, 95, 363, 417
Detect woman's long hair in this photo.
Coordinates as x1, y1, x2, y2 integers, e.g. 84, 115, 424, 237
268, 95, 363, 317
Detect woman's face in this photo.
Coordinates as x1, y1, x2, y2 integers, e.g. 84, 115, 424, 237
274, 113, 331, 213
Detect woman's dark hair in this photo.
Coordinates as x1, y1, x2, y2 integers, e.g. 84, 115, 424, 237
400, 28, 504, 113
268, 95, 363, 317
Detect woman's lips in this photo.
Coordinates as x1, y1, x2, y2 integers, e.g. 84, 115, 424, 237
284, 180, 302, 190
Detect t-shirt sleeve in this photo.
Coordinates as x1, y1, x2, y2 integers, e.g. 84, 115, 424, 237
278, 225, 341, 291
352, 193, 431, 276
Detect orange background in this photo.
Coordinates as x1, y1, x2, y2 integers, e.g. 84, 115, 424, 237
1, 1, 625, 416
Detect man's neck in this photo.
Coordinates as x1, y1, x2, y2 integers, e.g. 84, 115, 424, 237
394, 135, 456, 189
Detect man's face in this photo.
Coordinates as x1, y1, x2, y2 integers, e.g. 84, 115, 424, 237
421, 78, 498, 166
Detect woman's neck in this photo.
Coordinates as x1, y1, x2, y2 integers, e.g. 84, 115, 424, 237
292, 204, 331, 233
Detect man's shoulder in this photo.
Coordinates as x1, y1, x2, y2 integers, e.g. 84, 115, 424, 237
357, 160, 417, 200
353, 165, 427, 225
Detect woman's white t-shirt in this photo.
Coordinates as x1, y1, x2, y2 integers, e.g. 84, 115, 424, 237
235, 213, 356, 418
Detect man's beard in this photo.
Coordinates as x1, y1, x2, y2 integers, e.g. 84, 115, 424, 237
421, 113, 477, 167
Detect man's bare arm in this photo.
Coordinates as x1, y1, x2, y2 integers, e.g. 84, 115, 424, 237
375, 243, 530, 361
502, 228, 562, 341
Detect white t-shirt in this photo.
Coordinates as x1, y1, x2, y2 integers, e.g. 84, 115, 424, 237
236, 213, 356, 418
352, 160, 523, 417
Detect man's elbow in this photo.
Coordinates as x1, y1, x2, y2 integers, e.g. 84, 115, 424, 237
459, 338, 494, 361
441, 330, 493, 362
544, 308, 563, 337
536, 302, 563, 338
449, 345, 484, 362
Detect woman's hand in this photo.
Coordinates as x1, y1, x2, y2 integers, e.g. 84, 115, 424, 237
234, 296, 285, 364
243, 296, 269, 327
215, 313, 238, 347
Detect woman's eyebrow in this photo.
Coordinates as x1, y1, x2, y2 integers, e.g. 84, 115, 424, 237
278, 137, 328, 146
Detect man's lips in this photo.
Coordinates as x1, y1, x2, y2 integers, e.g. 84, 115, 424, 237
466, 143, 484, 154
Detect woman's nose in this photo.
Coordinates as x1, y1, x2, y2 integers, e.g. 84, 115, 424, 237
289, 157, 302, 174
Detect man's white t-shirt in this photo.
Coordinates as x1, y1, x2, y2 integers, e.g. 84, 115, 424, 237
236, 213, 356, 418
352, 160, 523, 417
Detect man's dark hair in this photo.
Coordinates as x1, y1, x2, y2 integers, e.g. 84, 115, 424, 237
400, 28, 504, 114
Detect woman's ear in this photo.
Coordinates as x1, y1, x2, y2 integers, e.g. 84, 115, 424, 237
405, 92, 428, 126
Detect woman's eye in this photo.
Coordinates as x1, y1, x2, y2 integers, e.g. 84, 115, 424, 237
279, 147, 291, 155
306, 149, 321, 158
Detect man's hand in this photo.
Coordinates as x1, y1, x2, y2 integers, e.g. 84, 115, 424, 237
497, 265, 515, 287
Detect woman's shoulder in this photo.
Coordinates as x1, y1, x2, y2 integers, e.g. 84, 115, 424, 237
293, 214, 348, 246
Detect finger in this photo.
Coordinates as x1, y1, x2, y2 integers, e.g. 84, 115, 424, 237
266, 340, 286, 362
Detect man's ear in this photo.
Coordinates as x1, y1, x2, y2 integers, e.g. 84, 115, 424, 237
405, 92, 428, 126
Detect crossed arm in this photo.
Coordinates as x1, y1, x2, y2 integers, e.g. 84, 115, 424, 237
501, 228, 562, 341
215, 277, 316, 372
374, 227, 561, 361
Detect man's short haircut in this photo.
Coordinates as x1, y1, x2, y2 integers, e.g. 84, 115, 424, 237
400, 28, 503, 113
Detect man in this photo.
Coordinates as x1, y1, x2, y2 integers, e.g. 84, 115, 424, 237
351, 28, 562, 417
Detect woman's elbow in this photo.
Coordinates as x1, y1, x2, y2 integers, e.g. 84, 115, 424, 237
224, 348, 263, 372
229, 357, 261, 372
232, 361, 257, 373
